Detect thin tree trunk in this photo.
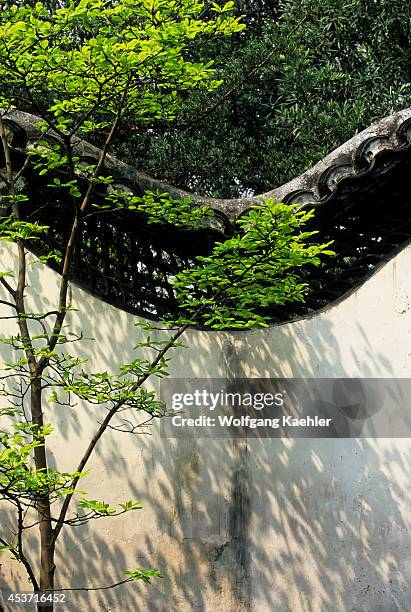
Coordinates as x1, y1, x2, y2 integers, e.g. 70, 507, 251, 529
0, 115, 53, 604
31, 379, 56, 612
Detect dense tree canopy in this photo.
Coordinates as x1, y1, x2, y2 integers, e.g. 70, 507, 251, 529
1, 1, 408, 197
114, 0, 411, 197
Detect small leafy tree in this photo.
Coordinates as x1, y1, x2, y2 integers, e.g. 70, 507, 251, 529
0, 1, 332, 608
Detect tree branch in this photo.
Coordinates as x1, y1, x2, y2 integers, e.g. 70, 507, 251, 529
39, 86, 131, 373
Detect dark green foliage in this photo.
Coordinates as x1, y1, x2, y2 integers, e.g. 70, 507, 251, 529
115, 0, 411, 197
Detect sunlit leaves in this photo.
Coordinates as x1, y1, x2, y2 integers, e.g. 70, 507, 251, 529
124, 567, 163, 583
78, 497, 142, 516
0, 421, 87, 501
171, 199, 334, 328
105, 189, 214, 229
0, 215, 48, 242
0, 0, 245, 128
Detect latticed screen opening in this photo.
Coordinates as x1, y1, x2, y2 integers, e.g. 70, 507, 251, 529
269, 151, 411, 321
2, 117, 410, 324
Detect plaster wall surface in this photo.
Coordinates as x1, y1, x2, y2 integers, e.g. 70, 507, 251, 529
0, 241, 410, 611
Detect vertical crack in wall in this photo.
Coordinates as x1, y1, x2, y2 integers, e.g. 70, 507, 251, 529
227, 439, 252, 610
221, 334, 252, 610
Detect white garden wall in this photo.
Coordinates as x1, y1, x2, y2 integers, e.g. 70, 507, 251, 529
0, 241, 410, 611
